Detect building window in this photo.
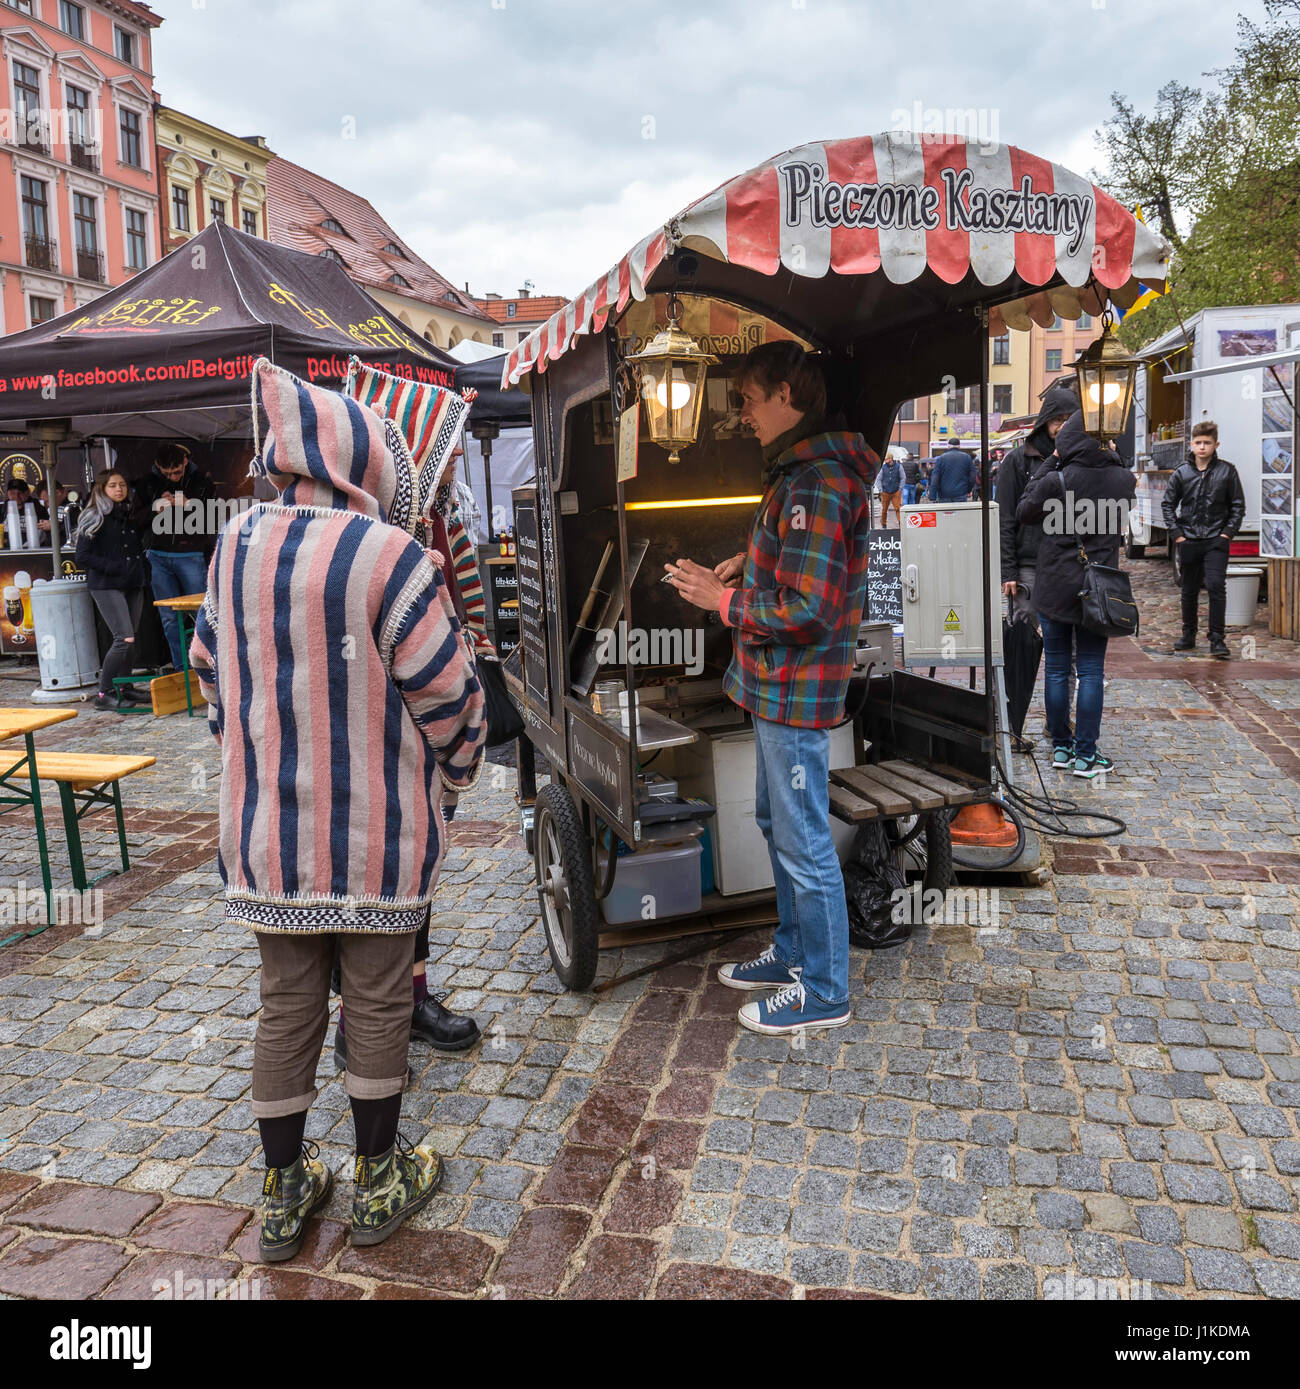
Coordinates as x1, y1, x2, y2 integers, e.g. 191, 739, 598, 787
319, 248, 343, 265
73, 193, 100, 283
993, 334, 1011, 365
126, 208, 148, 269
13, 61, 45, 152
29, 295, 56, 325
209, 197, 226, 225
119, 108, 142, 166
992, 384, 1013, 415
320, 217, 345, 234
382, 241, 406, 258
7, 1, 34, 14
1049, 314, 1062, 331
172, 185, 191, 231
65, 84, 96, 168
897, 399, 915, 422
114, 26, 137, 66
242, 207, 258, 236
492, 332, 504, 348
506, 302, 516, 318
391, 273, 411, 289
21, 176, 55, 269
517, 330, 528, 343
59, 1, 85, 38
1045, 349, 1063, 372
1078, 314, 1091, 328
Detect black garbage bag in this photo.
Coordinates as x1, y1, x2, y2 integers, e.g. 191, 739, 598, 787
1003, 607, 1043, 738
844, 820, 910, 950
479, 655, 525, 747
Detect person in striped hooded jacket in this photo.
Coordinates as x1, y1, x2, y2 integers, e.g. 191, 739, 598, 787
190, 358, 485, 1259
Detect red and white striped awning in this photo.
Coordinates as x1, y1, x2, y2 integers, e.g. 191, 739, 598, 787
502, 133, 1171, 387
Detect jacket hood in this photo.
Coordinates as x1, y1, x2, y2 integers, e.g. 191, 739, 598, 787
777, 430, 880, 489
1028, 381, 1080, 456
1054, 410, 1122, 471
250, 358, 399, 522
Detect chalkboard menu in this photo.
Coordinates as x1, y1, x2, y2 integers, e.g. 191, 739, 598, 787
865, 529, 903, 624
513, 494, 550, 708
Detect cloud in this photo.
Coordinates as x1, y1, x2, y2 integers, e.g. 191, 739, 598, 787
152, 0, 1267, 299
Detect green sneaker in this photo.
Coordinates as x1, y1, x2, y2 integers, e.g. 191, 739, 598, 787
1052, 745, 1074, 769
350, 1135, 443, 1247
1072, 753, 1115, 780
258, 1143, 334, 1263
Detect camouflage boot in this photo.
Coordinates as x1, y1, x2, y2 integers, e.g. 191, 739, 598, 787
350, 1135, 443, 1247
259, 1143, 334, 1263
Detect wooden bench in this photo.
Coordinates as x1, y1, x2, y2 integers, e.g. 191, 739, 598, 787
829, 759, 991, 824
32, 753, 157, 889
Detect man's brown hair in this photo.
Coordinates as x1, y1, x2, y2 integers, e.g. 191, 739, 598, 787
1191, 420, 1219, 441
737, 342, 827, 419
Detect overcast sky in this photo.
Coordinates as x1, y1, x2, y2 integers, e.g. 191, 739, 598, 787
152, 0, 1268, 303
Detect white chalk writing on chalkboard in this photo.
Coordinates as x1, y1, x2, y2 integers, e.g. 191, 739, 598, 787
866, 528, 903, 624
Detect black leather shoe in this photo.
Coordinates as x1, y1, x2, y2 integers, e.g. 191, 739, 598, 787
1210, 639, 1230, 660
410, 992, 480, 1052
1173, 634, 1196, 651
119, 683, 150, 703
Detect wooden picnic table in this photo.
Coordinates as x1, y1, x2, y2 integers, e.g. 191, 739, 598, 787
0, 706, 78, 943
153, 593, 205, 717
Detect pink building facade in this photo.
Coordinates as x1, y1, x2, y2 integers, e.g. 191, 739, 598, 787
0, 0, 162, 335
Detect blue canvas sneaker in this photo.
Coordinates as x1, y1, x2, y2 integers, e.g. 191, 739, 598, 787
737, 971, 851, 1036
718, 945, 797, 992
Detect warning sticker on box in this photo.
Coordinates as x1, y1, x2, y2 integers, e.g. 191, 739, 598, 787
907, 512, 937, 528
943, 605, 963, 633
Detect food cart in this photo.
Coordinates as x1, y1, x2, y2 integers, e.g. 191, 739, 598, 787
498, 133, 1170, 989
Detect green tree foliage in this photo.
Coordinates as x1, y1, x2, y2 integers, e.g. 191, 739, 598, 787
1095, 0, 1300, 349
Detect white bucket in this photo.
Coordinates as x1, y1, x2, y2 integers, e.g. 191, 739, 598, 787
1224, 567, 1263, 627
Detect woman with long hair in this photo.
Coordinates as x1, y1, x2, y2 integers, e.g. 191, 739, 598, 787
74, 470, 149, 712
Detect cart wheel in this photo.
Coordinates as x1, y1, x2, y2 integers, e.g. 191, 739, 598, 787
921, 809, 953, 894
534, 783, 599, 991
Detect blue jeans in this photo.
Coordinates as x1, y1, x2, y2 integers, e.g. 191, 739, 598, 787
1039, 616, 1108, 761
146, 549, 209, 668
901, 484, 917, 505
753, 714, 849, 1008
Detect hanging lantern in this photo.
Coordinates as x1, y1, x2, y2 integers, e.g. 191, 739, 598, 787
624, 294, 718, 463
1072, 312, 1141, 444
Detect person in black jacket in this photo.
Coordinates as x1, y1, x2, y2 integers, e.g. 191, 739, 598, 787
900, 454, 920, 505
74, 470, 149, 712
130, 442, 216, 671
996, 381, 1079, 627
1017, 411, 1136, 780
1160, 420, 1246, 659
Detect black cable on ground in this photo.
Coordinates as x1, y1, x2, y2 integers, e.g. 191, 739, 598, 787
993, 743, 1128, 840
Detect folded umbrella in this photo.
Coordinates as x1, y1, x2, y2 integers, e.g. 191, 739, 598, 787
1003, 608, 1043, 738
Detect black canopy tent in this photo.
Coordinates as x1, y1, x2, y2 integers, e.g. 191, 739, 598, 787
0, 221, 459, 442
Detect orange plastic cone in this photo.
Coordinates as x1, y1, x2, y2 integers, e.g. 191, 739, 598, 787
949, 801, 1019, 848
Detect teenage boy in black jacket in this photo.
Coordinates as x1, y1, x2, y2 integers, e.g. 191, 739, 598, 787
1161, 420, 1246, 659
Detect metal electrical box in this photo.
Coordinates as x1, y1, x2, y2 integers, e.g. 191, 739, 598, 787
899, 502, 1003, 665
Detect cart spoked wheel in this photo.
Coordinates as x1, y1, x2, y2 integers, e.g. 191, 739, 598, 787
888, 809, 953, 895
534, 783, 600, 992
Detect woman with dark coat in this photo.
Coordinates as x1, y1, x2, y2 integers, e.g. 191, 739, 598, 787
1016, 411, 1136, 780
73, 470, 149, 712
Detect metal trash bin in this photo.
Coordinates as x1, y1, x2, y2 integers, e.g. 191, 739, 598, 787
30, 577, 100, 690
1224, 566, 1263, 627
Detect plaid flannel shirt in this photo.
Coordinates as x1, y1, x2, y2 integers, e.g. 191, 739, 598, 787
719, 431, 877, 729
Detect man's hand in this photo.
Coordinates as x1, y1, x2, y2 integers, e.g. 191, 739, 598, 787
1001, 580, 1017, 598
1175, 536, 1185, 544
665, 557, 725, 611
713, 552, 745, 585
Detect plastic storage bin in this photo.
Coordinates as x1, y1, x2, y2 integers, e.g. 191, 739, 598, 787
599, 837, 703, 925
1224, 567, 1263, 627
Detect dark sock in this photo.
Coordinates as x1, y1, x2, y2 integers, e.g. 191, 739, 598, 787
259, 1112, 308, 1169
351, 1094, 402, 1158
412, 972, 428, 1005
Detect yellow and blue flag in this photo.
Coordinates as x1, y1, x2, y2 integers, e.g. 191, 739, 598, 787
1115, 206, 1166, 321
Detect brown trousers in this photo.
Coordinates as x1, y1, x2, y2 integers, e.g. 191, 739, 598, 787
250, 931, 415, 1119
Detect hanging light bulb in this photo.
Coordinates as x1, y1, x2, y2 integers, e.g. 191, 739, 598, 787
655, 376, 693, 410
625, 293, 719, 464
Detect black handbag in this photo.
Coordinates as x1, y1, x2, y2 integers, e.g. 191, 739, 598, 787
1077, 545, 1139, 638
477, 655, 525, 747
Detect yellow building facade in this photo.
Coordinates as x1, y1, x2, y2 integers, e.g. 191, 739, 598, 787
155, 108, 272, 255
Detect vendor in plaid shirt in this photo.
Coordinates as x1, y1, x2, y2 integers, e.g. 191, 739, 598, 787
666, 343, 877, 1036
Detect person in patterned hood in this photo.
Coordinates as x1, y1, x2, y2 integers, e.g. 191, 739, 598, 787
667, 342, 876, 1038
191, 359, 484, 1260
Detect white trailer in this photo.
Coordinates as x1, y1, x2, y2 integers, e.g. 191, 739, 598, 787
1127, 303, 1299, 558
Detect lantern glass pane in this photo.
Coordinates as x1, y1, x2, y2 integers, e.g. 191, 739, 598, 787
1078, 364, 1102, 433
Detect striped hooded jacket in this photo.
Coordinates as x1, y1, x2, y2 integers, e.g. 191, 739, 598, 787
189, 359, 485, 935
718, 430, 877, 729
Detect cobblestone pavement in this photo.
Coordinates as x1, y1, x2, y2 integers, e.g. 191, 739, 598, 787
0, 553, 1297, 1300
